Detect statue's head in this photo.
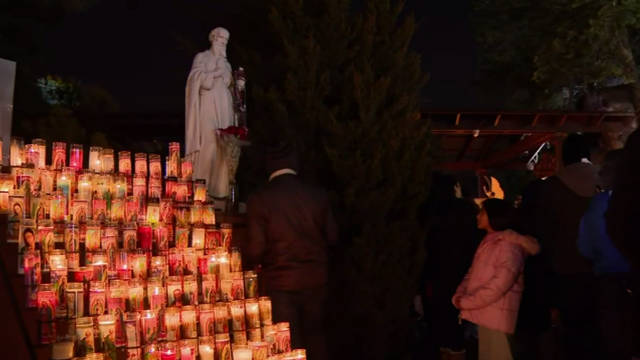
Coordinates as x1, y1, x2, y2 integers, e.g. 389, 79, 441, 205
209, 27, 230, 57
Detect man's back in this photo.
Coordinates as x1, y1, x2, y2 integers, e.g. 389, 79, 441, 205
245, 174, 337, 290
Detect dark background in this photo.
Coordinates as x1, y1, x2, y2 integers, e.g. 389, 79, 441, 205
37, 0, 478, 112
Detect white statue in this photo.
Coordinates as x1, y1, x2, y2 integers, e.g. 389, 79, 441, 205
185, 27, 235, 199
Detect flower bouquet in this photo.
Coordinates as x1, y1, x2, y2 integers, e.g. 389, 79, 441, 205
217, 126, 250, 184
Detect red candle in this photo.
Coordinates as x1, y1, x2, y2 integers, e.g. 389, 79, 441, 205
161, 351, 177, 360
138, 223, 153, 249
70, 144, 83, 171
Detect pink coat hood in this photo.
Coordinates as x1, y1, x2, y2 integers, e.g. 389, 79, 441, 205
453, 230, 536, 334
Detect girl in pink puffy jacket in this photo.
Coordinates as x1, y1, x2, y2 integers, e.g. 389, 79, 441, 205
452, 199, 540, 360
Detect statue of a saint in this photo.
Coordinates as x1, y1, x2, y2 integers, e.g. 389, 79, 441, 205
185, 27, 235, 198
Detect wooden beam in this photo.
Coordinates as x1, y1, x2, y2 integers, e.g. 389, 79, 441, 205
436, 161, 528, 171
455, 113, 461, 125
531, 114, 540, 126
456, 136, 475, 161
557, 114, 568, 127
494, 114, 501, 126
483, 133, 554, 168
430, 119, 630, 135
593, 114, 607, 126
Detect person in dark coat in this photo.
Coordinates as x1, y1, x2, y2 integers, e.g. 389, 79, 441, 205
423, 174, 479, 360
535, 133, 600, 360
606, 128, 640, 269
508, 179, 552, 360
243, 141, 338, 360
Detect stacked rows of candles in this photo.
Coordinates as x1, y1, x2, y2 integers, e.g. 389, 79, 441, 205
4, 138, 306, 359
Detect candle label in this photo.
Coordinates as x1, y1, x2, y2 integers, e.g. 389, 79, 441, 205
89, 291, 106, 315
251, 342, 268, 360
111, 199, 125, 222
215, 339, 231, 360
245, 306, 260, 329
126, 200, 139, 222
37, 290, 57, 321
168, 253, 183, 276
205, 229, 221, 249
150, 262, 166, 279
157, 305, 167, 341
119, 158, 132, 175
133, 178, 146, 198
24, 253, 41, 289
244, 277, 258, 299
92, 199, 107, 223
175, 227, 189, 248
183, 281, 198, 306
125, 319, 141, 347
202, 279, 217, 304
51, 269, 68, 318
230, 252, 242, 272
129, 287, 144, 312
31, 196, 46, 221
199, 311, 215, 336
259, 301, 272, 326
9, 195, 25, 224
73, 200, 88, 223
133, 257, 148, 280
155, 226, 169, 252
127, 347, 141, 360
38, 227, 54, 254
214, 307, 229, 333
231, 278, 244, 300
76, 324, 95, 354
248, 328, 262, 342
181, 312, 197, 338
160, 199, 173, 223
40, 170, 54, 194
17, 223, 37, 274
147, 204, 160, 223
98, 321, 117, 360
141, 314, 158, 344
221, 228, 232, 249
203, 205, 216, 225
107, 297, 126, 346
122, 229, 136, 250
150, 294, 166, 310
167, 283, 183, 307
85, 228, 101, 252
231, 310, 246, 331
101, 234, 117, 267
149, 161, 162, 179
165, 314, 181, 341
52, 147, 66, 170
276, 329, 291, 353
194, 184, 206, 202
65, 228, 79, 252
220, 280, 232, 302
135, 159, 148, 177
66, 289, 84, 318
183, 253, 197, 276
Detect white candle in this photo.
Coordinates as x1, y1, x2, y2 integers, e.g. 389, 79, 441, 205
233, 348, 253, 360
51, 340, 75, 359
198, 345, 215, 360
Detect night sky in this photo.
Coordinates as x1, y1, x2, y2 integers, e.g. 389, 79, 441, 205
39, 0, 477, 112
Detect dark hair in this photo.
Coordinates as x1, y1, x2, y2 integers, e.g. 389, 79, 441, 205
264, 141, 300, 174
562, 133, 591, 166
600, 149, 624, 178
482, 198, 516, 231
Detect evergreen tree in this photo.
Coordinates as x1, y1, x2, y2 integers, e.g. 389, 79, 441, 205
248, 0, 434, 358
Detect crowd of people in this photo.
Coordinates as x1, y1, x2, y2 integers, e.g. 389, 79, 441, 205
423, 132, 640, 360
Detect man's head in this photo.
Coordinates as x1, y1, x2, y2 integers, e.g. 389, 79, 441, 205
209, 27, 229, 58
265, 141, 300, 175
562, 133, 592, 166
600, 149, 623, 190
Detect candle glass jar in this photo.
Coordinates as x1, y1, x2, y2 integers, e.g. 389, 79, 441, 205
232, 271, 244, 300
191, 225, 205, 250
84, 221, 101, 263
128, 278, 145, 312
124, 311, 141, 348
25, 144, 39, 166
66, 282, 84, 318
135, 153, 148, 177
122, 222, 137, 250
138, 309, 157, 345
65, 222, 80, 268
37, 283, 56, 344
181, 159, 193, 181
221, 224, 233, 249
166, 276, 183, 307
131, 249, 148, 279
50, 190, 67, 223
145, 343, 160, 360
183, 275, 198, 306
168, 143, 180, 178
198, 304, 215, 337
118, 151, 132, 175
218, 251, 230, 280
198, 336, 215, 360
149, 154, 162, 178
138, 222, 153, 250
113, 174, 127, 199
101, 223, 118, 268
24, 250, 41, 308
230, 300, 246, 331
52, 142, 66, 170
181, 305, 198, 339
133, 175, 147, 200
107, 280, 127, 347
150, 256, 166, 280
249, 341, 270, 360
76, 317, 95, 355
33, 138, 46, 169
202, 274, 217, 304
244, 271, 258, 299
160, 341, 177, 360
91, 249, 108, 283
214, 333, 231, 360
115, 249, 130, 280
276, 322, 291, 354
70, 144, 83, 171
101, 149, 114, 172
155, 222, 170, 254
147, 277, 166, 311
245, 298, 261, 329
89, 147, 102, 172
168, 248, 183, 276
78, 171, 94, 200
259, 296, 273, 326
89, 281, 106, 316
51, 335, 76, 360
164, 307, 181, 342
183, 248, 197, 276
98, 314, 117, 360
92, 194, 107, 223
149, 177, 162, 199
190, 201, 203, 225
194, 180, 206, 202
213, 303, 229, 333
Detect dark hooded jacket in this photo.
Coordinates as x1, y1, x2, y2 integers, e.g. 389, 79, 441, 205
536, 162, 600, 274
607, 128, 640, 269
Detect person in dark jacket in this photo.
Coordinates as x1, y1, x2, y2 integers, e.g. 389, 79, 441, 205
606, 128, 640, 269
578, 149, 639, 360
508, 179, 552, 360
535, 133, 600, 360
423, 174, 479, 360
243, 141, 338, 360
